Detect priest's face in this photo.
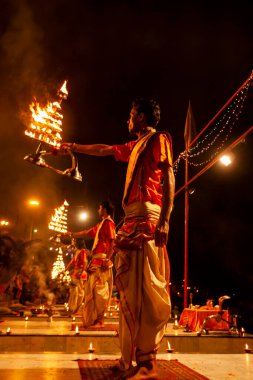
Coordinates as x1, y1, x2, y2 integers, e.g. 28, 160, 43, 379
128, 106, 143, 135
98, 205, 106, 218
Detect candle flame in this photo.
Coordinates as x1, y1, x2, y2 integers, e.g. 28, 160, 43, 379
89, 342, 93, 349
167, 341, 171, 350
75, 325, 79, 333
245, 344, 248, 349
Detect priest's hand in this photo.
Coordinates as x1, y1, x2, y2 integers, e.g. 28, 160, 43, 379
155, 220, 169, 247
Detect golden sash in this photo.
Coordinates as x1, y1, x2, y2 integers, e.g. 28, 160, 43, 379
122, 129, 172, 207
91, 216, 112, 253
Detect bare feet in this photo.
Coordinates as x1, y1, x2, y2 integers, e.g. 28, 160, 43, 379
124, 359, 158, 380
109, 360, 134, 378
127, 366, 158, 380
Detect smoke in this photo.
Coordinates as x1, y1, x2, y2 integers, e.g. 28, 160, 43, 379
0, 0, 45, 105
0, 0, 45, 182
0, 1, 67, 236
30, 264, 56, 306
21, 240, 56, 305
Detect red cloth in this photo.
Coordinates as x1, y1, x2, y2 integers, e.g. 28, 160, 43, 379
113, 133, 173, 207
86, 219, 116, 255
72, 249, 87, 270
70, 249, 88, 280
179, 308, 231, 332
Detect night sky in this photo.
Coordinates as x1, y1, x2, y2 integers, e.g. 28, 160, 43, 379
0, 1, 252, 309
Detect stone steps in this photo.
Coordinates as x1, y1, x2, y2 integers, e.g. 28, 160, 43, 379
0, 316, 252, 354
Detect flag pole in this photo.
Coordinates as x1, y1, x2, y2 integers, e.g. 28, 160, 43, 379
183, 100, 196, 309
184, 150, 189, 308
178, 72, 252, 308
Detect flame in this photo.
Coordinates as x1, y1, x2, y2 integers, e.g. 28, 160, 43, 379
51, 247, 71, 284
75, 325, 79, 333
25, 81, 68, 147
49, 200, 69, 233
59, 80, 68, 96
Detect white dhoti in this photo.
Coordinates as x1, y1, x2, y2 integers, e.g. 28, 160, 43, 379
115, 202, 171, 368
68, 279, 85, 314
82, 254, 113, 327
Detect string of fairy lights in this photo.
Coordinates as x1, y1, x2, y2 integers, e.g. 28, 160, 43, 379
173, 81, 251, 174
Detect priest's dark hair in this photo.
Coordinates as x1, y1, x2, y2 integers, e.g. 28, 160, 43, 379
132, 97, 160, 127
101, 200, 114, 218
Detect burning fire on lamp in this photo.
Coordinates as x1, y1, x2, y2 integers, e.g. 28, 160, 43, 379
24, 81, 82, 182
244, 344, 252, 353
88, 342, 95, 353
6, 328, 11, 335
166, 341, 174, 353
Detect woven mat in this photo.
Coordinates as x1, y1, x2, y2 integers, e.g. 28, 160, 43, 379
77, 359, 210, 379
72, 323, 119, 331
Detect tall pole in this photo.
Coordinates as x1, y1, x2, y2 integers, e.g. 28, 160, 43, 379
177, 72, 252, 309
183, 100, 196, 309
184, 152, 189, 308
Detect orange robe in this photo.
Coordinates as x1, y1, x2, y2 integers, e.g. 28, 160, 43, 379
82, 217, 116, 327
68, 248, 88, 314
113, 130, 173, 369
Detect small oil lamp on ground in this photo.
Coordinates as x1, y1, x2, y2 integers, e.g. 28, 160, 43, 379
244, 344, 252, 353
173, 315, 179, 330
166, 340, 174, 353
75, 325, 80, 335
88, 342, 95, 353
6, 328, 11, 335
71, 316, 76, 330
